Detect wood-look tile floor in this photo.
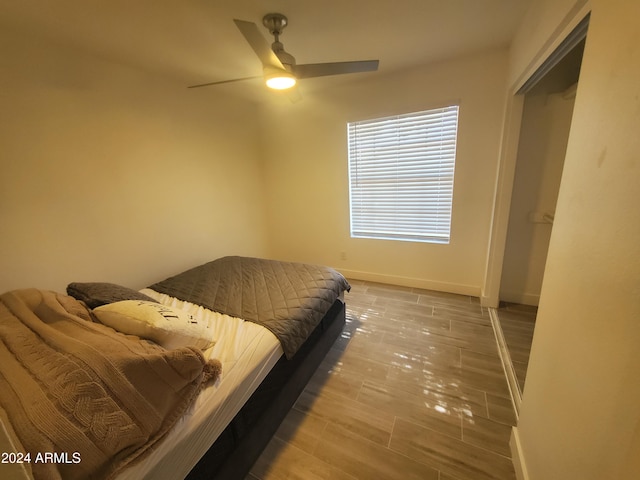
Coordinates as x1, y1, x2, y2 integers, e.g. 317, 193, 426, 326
247, 280, 517, 480
496, 303, 537, 392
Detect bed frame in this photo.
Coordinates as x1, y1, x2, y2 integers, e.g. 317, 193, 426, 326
186, 299, 346, 479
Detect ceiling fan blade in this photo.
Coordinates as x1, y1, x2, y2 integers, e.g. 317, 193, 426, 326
188, 75, 261, 88
233, 19, 285, 70
294, 60, 379, 79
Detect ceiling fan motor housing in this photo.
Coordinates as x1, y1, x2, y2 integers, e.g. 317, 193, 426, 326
274, 45, 295, 69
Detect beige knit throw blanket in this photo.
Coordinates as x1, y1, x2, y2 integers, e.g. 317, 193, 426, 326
0, 288, 221, 480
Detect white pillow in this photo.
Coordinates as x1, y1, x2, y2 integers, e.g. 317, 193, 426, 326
93, 300, 215, 350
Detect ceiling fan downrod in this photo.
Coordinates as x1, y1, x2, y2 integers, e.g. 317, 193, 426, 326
263, 13, 295, 68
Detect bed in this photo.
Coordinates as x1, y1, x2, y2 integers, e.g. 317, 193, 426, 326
0, 256, 350, 480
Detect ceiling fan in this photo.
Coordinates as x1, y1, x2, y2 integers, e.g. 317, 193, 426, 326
188, 13, 379, 99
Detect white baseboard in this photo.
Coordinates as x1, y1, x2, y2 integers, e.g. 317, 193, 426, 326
338, 269, 480, 297
480, 292, 499, 308
499, 290, 540, 306
511, 427, 530, 480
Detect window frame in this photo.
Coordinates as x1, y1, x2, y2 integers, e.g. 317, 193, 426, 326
347, 104, 460, 244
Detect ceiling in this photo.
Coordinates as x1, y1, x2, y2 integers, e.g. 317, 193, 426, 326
0, 0, 532, 98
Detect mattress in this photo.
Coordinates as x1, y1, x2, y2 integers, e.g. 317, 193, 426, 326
116, 289, 283, 480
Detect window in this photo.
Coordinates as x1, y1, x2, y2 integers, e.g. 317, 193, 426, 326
347, 105, 459, 244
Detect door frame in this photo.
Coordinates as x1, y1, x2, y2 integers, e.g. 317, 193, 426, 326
481, 2, 592, 308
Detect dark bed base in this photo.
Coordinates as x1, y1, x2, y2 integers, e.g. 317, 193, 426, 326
186, 299, 346, 480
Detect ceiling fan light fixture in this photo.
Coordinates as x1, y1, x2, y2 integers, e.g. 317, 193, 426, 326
264, 70, 296, 90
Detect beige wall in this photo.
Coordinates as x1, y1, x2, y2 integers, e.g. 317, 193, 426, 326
0, 26, 269, 293
512, 0, 640, 478
261, 49, 509, 295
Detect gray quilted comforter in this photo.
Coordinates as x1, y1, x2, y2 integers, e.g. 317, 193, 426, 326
149, 256, 350, 359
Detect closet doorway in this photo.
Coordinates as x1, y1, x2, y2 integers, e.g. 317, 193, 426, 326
493, 16, 588, 414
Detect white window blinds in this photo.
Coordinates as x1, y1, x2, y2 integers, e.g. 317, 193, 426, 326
347, 105, 459, 244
